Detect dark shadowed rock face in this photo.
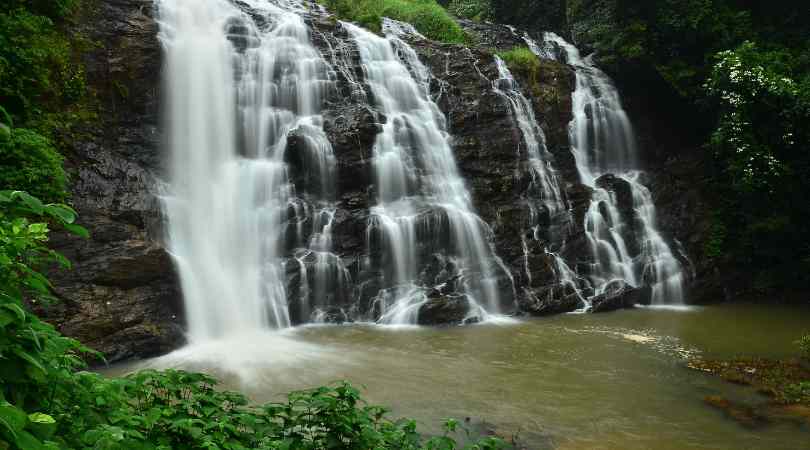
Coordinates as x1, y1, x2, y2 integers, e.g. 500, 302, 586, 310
47, 1, 706, 361
590, 280, 652, 313
41, 0, 185, 363
417, 294, 472, 326
517, 284, 582, 316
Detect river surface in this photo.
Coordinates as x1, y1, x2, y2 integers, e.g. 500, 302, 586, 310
109, 304, 810, 449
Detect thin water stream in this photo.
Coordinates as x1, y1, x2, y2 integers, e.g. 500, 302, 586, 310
108, 305, 810, 449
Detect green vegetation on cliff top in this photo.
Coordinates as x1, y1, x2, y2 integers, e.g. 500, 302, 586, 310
444, 0, 492, 22
320, 0, 468, 43
496, 47, 540, 77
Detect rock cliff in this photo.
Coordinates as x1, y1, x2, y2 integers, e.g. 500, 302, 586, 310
45, 0, 710, 361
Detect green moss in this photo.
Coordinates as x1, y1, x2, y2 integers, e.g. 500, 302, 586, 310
688, 357, 810, 406
320, 0, 468, 44
497, 47, 540, 78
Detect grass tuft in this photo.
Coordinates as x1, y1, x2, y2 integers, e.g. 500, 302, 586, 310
497, 47, 540, 75
320, 0, 468, 44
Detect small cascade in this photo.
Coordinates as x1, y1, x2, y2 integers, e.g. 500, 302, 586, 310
527, 32, 685, 305
345, 22, 511, 324
157, 0, 351, 341
491, 54, 588, 309
492, 56, 566, 217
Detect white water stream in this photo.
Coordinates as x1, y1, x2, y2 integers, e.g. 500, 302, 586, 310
158, 0, 345, 340
531, 32, 685, 305
346, 22, 509, 324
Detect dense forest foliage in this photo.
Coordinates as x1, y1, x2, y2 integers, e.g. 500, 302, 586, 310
0, 0, 95, 203
567, 0, 810, 298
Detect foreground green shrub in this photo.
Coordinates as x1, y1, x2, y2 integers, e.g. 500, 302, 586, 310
62, 372, 505, 450
0, 190, 92, 450
320, 0, 468, 43
0, 128, 67, 202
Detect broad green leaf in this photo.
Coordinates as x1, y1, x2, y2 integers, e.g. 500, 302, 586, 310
26, 413, 57, 440
0, 402, 27, 439
1, 304, 25, 321
0, 310, 14, 328
13, 192, 44, 215
12, 348, 46, 375
63, 223, 90, 238
26, 414, 54, 425
23, 271, 52, 294
43, 204, 77, 224
15, 430, 46, 450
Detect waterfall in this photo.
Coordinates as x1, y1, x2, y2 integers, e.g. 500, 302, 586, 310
491, 55, 588, 308
345, 22, 510, 324
157, 0, 346, 341
528, 32, 685, 305
492, 56, 566, 217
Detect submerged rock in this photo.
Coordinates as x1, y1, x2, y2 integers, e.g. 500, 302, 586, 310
518, 284, 582, 316
590, 280, 651, 313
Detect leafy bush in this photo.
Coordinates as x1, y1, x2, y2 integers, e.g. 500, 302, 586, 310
0, 190, 92, 450
0, 6, 86, 125
783, 381, 810, 404
705, 41, 803, 192
64, 372, 506, 449
0, 128, 67, 202
703, 40, 810, 289
320, 0, 468, 43
446, 0, 492, 22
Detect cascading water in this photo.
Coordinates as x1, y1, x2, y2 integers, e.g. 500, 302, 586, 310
492, 56, 566, 217
529, 32, 685, 305
346, 22, 510, 324
491, 55, 588, 308
157, 0, 348, 341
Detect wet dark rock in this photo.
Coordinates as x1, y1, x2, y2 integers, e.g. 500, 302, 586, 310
518, 284, 582, 316
595, 173, 634, 219
417, 294, 471, 326
36, 0, 184, 363
590, 280, 652, 313
315, 307, 353, 324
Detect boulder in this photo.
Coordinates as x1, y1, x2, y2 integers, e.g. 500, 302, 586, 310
417, 294, 472, 326
590, 280, 652, 313
518, 284, 583, 316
